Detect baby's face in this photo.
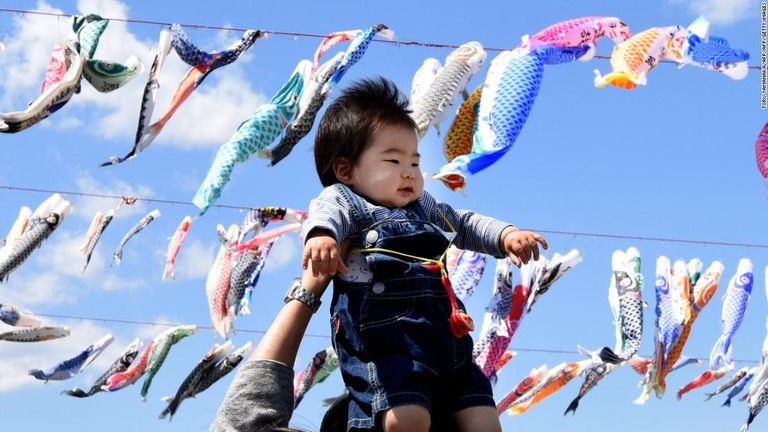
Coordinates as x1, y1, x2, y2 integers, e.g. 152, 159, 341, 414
346, 123, 423, 208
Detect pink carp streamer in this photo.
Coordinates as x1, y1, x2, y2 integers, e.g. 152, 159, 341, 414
756, 121, 768, 192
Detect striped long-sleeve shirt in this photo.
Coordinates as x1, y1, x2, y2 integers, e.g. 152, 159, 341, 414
301, 184, 512, 258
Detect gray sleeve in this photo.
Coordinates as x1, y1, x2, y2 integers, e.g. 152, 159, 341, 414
300, 185, 357, 244
211, 359, 295, 432
420, 191, 512, 258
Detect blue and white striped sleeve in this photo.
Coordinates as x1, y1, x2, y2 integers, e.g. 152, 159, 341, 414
300, 185, 358, 245
419, 191, 513, 258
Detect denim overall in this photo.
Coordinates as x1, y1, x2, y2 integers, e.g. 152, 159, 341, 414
329, 186, 494, 431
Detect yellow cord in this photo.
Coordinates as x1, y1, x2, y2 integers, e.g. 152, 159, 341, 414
357, 246, 449, 278
354, 207, 458, 278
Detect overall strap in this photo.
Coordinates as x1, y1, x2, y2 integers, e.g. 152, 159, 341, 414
334, 183, 374, 229
408, 199, 430, 222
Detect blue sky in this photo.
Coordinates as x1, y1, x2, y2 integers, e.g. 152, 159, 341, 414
0, 0, 764, 431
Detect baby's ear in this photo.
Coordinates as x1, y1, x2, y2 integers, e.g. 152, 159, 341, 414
333, 158, 353, 185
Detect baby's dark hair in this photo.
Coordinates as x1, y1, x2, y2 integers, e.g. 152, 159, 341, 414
313, 76, 417, 187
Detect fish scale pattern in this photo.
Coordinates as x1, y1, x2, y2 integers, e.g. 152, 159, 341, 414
436, 45, 587, 188
328, 24, 388, 87
688, 35, 750, 68
755, 122, 768, 179
267, 55, 341, 165
443, 86, 482, 163
193, 65, 306, 213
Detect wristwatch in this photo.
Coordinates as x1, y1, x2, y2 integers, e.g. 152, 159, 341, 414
284, 280, 322, 313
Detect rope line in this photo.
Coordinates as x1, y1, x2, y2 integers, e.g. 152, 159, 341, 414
1, 184, 766, 248
0, 7, 760, 69
24, 313, 763, 364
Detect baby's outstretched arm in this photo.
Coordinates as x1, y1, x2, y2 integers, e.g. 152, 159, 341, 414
302, 228, 349, 277
500, 226, 548, 267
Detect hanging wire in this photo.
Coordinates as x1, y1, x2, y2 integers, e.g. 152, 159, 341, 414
14, 312, 763, 364
0, 7, 760, 69
32, 312, 325, 339
0, 5, 763, 369
1, 183, 767, 248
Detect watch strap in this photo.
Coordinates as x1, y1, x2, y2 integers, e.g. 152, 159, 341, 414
284, 280, 322, 313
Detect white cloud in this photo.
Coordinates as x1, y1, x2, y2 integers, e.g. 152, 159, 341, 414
1, 228, 148, 308
0, 2, 66, 100
150, 64, 268, 149
133, 316, 183, 342
669, 0, 756, 25
2, 272, 77, 307
169, 237, 216, 281
38, 115, 84, 130
263, 234, 299, 273
0, 0, 268, 151
73, 172, 153, 221
166, 227, 299, 281
0, 319, 126, 393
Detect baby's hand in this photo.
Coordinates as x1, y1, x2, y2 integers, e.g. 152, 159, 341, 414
302, 232, 349, 277
500, 227, 548, 268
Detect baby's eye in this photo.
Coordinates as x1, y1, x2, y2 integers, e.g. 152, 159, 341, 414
384, 159, 399, 164
411, 162, 420, 167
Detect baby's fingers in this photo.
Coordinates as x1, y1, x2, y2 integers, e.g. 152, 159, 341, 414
336, 259, 349, 274
534, 233, 549, 250
508, 253, 522, 268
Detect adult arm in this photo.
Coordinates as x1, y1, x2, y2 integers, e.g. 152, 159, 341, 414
212, 271, 333, 431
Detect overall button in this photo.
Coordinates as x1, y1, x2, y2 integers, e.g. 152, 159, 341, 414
372, 282, 385, 294
365, 230, 379, 245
